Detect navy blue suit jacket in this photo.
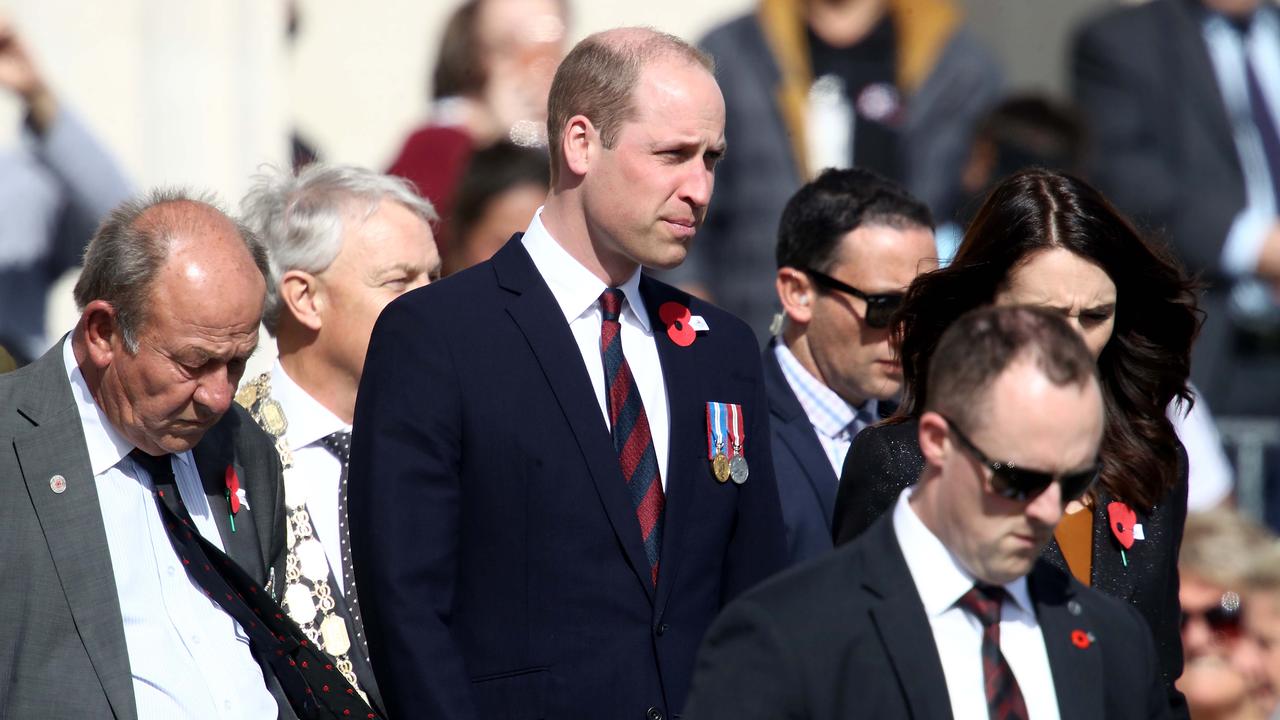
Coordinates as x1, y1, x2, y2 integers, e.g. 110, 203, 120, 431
348, 236, 787, 720
764, 340, 894, 566
684, 511, 1170, 720
763, 341, 838, 566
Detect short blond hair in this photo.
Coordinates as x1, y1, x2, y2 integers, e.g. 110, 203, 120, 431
545, 27, 712, 183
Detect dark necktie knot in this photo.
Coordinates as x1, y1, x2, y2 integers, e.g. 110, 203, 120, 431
130, 449, 175, 485
958, 584, 1007, 628
599, 288, 625, 323
320, 430, 352, 465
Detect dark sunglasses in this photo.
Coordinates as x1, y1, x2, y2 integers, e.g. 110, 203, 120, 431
1181, 591, 1243, 638
801, 268, 903, 329
940, 414, 1100, 503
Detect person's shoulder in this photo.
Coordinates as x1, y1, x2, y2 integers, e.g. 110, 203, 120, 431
851, 418, 921, 461
645, 275, 763, 357
726, 529, 880, 624
699, 12, 761, 52
1035, 561, 1150, 635
1075, 0, 1169, 43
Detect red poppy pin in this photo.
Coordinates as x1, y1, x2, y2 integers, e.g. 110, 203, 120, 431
1071, 629, 1092, 649
1107, 501, 1137, 567
225, 465, 242, 532
659, 301, 697, 347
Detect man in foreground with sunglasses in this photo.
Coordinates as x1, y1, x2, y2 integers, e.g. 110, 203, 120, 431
684, 305, 1170, 719
766, 167, 937, 565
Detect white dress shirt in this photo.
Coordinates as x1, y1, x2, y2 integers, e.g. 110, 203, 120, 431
1203, 8, 1280, 318
521, 209, 671, 486
774, 341, 877, 475
893, 487, 1061, 720
271, 360, 350, 592
63, 339, 278, 719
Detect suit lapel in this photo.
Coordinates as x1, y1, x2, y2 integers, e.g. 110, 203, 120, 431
862, 518, 955, 720
1089, 490, 1138, 606
1030, 563, 1104, 719
763, 343, 840, 524
494, 238, 656, 602
13, 353, 138, 720
642, 277, 702, 617
193, 439, 267, 584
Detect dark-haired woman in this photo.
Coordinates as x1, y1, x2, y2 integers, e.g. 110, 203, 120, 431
831, 168, 1199, 716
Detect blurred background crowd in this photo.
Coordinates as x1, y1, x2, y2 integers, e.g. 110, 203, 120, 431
2, 0, 1280, 715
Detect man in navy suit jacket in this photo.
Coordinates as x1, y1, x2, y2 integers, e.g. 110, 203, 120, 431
686, 306, 1170, 719
348, 27, 787, 720
765, 168, 935, 565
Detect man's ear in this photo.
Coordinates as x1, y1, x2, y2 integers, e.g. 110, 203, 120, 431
279, 270, 323, 332
81, 300, 121, 369
918, 411, 951, 469
776, 268, 815, 326
561, 114, 595, 177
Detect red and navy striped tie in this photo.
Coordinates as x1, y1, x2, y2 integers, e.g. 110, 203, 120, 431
599, 288, 665, 586
958, 584, 1029, 720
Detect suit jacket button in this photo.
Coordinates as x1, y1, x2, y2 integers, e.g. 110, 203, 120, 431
647, 707, 664, 720
655, 623, 669, 636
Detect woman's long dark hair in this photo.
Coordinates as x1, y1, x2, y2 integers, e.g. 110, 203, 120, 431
896, 169, 1200, 510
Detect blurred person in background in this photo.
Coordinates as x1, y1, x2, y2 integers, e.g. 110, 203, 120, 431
237, 163, 442, 716
446, 140, 549, 276
1074, 0, 1280, 526
766, 167, 936, 565
0, 16, 131, 365
1181, 509, 1274, 720
939, 94, 1088, 263
387, 0, 565, 257
1244, 540, 1280, 719
665, 0, 1000, 338
831, 169, 1201, 716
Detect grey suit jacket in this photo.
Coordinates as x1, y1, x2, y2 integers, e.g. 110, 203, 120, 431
0, 342, 289, 719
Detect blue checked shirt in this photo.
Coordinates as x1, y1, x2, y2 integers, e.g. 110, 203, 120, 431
774, 342, 877, 476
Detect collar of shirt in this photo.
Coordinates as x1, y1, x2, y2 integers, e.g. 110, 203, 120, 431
270, 360, 351, 450
773, 341, 871, 439
521, 207, 651, 333
62, 336, 154, 476
892, 485, 1032, 617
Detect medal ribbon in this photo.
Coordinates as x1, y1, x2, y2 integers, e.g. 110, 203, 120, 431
706, 401, 729, 459
728, 403, 745, 457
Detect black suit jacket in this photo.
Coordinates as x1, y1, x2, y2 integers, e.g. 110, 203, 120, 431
763, 339, 894, 566
832, 419, 1189, 718
684, 510, 1171, 719
1073, 0, 1280, 414
348, 236, 788, 719
0, 342, 290, 719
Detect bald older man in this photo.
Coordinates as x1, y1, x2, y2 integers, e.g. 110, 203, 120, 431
0, 191, 329, 718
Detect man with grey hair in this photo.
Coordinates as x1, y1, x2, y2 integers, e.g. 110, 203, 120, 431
237, 162, 439, 714
350, 26, 786, 719
0, 191, 296, 716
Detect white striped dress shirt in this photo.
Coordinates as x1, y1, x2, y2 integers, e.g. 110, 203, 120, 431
774, 341, 876, 476
63, 339, 277, 719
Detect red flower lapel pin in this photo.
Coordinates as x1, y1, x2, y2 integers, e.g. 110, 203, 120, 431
660, 301, 711, 347
659, 301, 697, 347
1071, 629, 1093, 649
1107, 501, 1137, 567
225, 465, 245, 532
